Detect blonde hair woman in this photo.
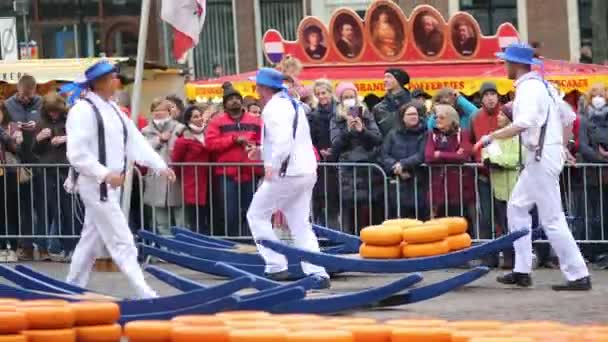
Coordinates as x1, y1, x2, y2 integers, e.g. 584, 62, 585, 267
581, 82, 608, 118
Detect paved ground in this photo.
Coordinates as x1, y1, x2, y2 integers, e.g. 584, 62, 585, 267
1, 262, 606, 324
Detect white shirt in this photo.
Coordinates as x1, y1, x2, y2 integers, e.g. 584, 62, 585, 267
512, 71, 575, 150
66, 92, 167, 184
261, 91, 317, 176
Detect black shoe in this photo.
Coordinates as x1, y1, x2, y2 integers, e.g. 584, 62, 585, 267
497, 272, 532, 287
310, 274, 331, 290
264, 270, 290, 281
552, 276, 592, 291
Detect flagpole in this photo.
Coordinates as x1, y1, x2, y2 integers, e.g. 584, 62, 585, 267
121, 0, 151, 217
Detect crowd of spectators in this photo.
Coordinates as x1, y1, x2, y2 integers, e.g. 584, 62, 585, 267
0, 56, 607, 268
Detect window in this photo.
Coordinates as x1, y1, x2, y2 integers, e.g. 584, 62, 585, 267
260, 0, 303, 41
578, 0, 591, 45
102, 0, 140, 16
192, 0, 236, 77
459, 0, 517, 35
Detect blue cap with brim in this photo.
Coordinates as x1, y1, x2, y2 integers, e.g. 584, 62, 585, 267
248, 67, 288, 90
59, 60, 118, 105
495, 42, 542, 65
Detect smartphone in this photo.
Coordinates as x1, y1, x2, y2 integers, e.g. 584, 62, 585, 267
348, 105, 362, 118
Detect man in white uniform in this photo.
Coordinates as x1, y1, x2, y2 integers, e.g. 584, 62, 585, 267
474, 43, 590, 290
246, 68, 330, 288
63, 60, 176, 298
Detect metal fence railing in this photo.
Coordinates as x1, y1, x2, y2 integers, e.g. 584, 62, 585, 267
0, 162, 607, 256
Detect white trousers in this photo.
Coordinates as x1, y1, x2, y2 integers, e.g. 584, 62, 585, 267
246, 173, 329, 277
66, 180, 157, 299
507, 147, 588, 281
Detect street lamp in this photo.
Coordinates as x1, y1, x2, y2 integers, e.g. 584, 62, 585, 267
12, 0, 30, 58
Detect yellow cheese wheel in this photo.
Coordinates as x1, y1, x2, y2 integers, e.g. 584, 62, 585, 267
171, 325, 230, 342
501, 321, 566, 331
22, 329, 76, 342
17, 300, 69, 307
0, 305, 18, 311
74, 324, 122, 342
402, 240, 450, 258
68, 302, 120, 326
286, 330, 353, 342
517, 331, 574, 342
171, 315, 226, 326
427, 217, 468, 235
360, 225, 403, 246
215, 311, 271, 320
469, 339, 535, 342
446, 233, 472, 251
0, 335, 27, 342
224, 320, 280, 330
382, 219, 423, 229
402, 224, 449, 244
447, 321, 503, 331
359, 243, 402, 259
0, 299, 20, 305
229, 329, 288, 342
584, 333, 608, 341
391, 328, 452, 342
285, 322, 339, 331
17, 305, 75, 329
273, 314, 323, 323
341, 324, 391, 342
123, 320, 172, 342
0, 311, 27, 334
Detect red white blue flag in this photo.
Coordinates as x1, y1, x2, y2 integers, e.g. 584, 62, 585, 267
161, 0, 206, 62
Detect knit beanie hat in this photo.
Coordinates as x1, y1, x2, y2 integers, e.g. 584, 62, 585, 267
222, 82, 242, 105
335, 82, 358, 99
385, 68, 410, 88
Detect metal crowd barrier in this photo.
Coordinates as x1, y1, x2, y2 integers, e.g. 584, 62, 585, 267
0, 162, 607, 254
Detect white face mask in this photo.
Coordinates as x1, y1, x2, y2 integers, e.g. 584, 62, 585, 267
592, 96, 606, 109
343, 98, 357, 108
153, 117, 171, 126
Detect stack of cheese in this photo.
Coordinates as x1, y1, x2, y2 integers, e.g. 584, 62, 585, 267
0, 299, 121, 342
358, 219, 423, 259
401, 217, 472, 258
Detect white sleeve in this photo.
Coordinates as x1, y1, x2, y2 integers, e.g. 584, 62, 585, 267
557, 97, 576, 127
124, 113, 168, 171
265, 99, 295, 171
66, 101, 110, 184
512, 81, 546, 129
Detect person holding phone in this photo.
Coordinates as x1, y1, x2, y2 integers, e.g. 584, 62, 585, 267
4, 74, 43, 261
330, 82, 383, 233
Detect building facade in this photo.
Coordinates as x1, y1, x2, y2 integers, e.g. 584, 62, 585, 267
0, 0, 594, 77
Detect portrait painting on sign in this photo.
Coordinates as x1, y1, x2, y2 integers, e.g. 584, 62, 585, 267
450, 14, 479, 57
300, 22, 328, 61
332, 12, 364, 60
368, 4, 406, 58
413, 10, 445, 57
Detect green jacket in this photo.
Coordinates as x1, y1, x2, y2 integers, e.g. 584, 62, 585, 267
482, 136, 522, 202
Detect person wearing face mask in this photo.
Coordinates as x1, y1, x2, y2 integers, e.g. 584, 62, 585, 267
331, 82, 383, 233
577, 85, 608, 250
172, 105, 212, 234
141, 98, 185, 236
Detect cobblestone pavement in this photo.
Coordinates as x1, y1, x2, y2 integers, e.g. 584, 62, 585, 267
2, 262, 606, 324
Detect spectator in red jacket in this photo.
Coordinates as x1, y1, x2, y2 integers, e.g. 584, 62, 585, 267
205, 84, 262, 237
171, 105, 211, 234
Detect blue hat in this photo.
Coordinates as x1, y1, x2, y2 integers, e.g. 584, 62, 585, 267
248, 67, 287, 90
59, 60, 118, 105
495, 42, 542, 65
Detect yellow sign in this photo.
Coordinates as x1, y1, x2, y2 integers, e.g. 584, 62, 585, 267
185, 75, 608, 101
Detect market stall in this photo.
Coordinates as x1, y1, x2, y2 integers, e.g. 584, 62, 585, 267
0, 57, 185, 117
185, 1, 608, 102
